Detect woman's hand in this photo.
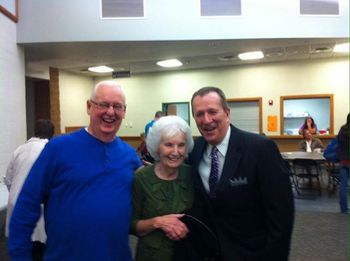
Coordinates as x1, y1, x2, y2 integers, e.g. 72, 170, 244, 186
134, 213, 189, 240
154, 214, 189, 241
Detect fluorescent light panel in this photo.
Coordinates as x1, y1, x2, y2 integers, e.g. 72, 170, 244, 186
238, 51, 264, 60
157, 59, 183, 68
88, 66, 114, 73
333, 43, 349, 53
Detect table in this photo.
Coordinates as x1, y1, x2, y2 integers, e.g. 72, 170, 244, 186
281, 151, 325, 161
281, 151, 328, 196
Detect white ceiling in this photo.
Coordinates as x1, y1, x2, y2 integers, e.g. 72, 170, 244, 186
23, 38, 349, 77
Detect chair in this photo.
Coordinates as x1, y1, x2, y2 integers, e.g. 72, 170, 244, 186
174, 214, 221, 261
284, 160, 299, 195
292, 158, 322, 195
325, 161, 340, 196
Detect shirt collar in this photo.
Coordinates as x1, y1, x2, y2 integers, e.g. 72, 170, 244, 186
206, 126, 231, 157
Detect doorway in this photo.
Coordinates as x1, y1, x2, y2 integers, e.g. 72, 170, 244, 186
25, 77, 50, 139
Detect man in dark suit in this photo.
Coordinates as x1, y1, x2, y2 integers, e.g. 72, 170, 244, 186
188, 87, 294, 261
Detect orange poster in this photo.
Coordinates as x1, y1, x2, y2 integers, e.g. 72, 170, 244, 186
267, 115, 278, 132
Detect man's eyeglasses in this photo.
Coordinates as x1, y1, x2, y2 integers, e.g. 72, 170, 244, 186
90, 100, 126, 112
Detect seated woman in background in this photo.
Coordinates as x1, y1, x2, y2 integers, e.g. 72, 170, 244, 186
136, 132, 155, 164
298, 116, 318, 135
131, 115, 194, 261
298, 129, 324, 152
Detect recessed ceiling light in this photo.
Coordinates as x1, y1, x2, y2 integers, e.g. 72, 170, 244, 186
333, 43, 349, 53
156, 59, 183, 68
88, 66, 114, 73
238, 51, 264, 60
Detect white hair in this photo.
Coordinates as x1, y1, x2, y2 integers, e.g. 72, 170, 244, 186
146, 115, 194, 161
90, 81, 124, 101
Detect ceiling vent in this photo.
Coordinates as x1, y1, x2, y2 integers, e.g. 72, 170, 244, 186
311, 46, 332, 53
264, 47, 285, 58
112, 71, 131, 78
265, 52, 284, 58
218, 55, 237, 61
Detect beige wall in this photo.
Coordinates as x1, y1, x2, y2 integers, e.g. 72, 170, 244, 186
59, 71, 94, 133
0, 15, 26, 175
59, 57, 349, 137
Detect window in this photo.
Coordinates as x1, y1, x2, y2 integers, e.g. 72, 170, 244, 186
0, 0, 18, 22
227, 98, 262, 134
280, 94, 334, 135
200, 0, 241, 16
162, 102, 190, 125
300, 0, 339, 15
101, 0, 144, 18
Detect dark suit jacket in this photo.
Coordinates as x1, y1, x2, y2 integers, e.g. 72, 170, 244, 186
188, 125, 294, 261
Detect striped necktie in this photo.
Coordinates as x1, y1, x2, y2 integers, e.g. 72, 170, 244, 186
209, 146, 219, 197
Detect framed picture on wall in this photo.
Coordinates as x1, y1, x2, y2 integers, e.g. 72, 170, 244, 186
0, 0, 18, 22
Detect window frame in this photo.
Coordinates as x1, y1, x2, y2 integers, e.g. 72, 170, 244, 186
0, 0, 18, 22
227, 97, 262, 134
280, 94, 334, 136
162, 101, 190, 126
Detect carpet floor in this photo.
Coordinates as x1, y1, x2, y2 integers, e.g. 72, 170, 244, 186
1, 196, 348, 260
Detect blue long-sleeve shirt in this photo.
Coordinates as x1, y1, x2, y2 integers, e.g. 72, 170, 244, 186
8, 128, 142, 261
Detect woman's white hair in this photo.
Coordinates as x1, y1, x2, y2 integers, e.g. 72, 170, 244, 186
146, 115, 194, 161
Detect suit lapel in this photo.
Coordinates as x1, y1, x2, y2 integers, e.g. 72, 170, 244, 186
191, 138, 210, 199
191, 126, 243, 195
192, 138, 207, 169
217, 125, 242, 188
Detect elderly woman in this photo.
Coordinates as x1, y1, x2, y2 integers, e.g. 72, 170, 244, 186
130, 115, 194, 261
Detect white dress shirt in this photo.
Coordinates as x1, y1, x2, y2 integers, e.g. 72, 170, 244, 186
4, 137, 48, 242
306, 140, 312, 152
198, 127, 231, 193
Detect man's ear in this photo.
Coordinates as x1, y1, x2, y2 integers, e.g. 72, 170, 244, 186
224, 107, 231, 117
87, 100, 92, 115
